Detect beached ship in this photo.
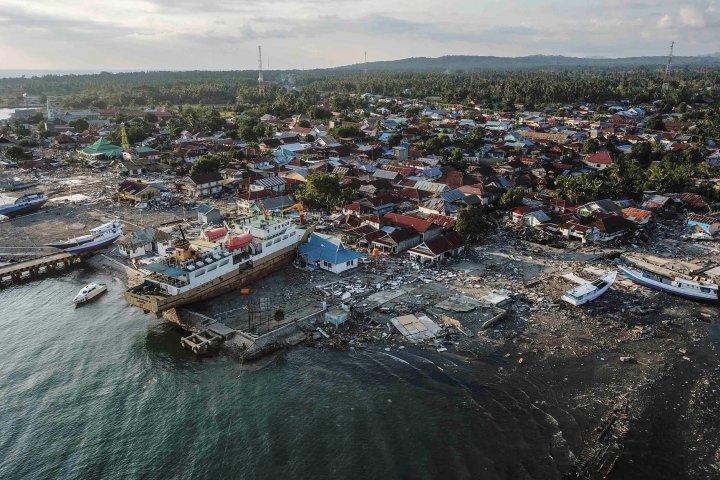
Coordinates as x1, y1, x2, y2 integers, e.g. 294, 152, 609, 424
47, 220, 123, 254
0, 192, 48, 218
561, 271, 617, 306
619, 265, 719, 302
125, 216, 312, 313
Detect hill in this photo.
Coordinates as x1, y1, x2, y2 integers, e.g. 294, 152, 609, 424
331, 54, 720, 72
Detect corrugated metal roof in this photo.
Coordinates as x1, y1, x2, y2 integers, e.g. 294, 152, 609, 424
414, 181, 448, 193
373, 169, 399, 180
254, 176, 286, 188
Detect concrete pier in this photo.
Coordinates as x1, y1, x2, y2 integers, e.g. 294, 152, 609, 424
0, 253, 84, 286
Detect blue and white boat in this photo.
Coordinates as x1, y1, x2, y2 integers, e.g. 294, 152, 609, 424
47, 220, 123, 254
619, 265, 718, 302
0, 192, 48, 218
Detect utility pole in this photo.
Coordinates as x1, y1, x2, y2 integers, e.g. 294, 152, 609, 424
662, 41, 675, 93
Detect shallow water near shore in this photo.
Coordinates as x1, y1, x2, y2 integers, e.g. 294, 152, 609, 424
0, 266, 582, 480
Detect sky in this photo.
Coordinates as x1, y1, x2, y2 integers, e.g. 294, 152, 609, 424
0, 0, 718, 71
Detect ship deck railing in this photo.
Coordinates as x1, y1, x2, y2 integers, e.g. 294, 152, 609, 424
148, 272, 188, 288
158, 252, 231, 271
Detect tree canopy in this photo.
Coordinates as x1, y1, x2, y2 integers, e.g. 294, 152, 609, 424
189, 154, 224, 176
295, 173, 355, 211
455, 207, 495, 243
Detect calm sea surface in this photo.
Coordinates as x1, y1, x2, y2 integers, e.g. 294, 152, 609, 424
0, 266, 575, 480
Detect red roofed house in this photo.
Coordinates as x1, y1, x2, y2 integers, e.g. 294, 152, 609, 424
408, 231, 465, 264
511, 206, 533, 223
583, 151, 613, 170
622, 207, 652, 226
383, 212, 442, 241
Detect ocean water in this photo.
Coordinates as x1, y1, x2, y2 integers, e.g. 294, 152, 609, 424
0, 266, 575, 480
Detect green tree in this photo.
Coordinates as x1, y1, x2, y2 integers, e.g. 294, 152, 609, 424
387, 133, 403, 148
583, 138, 600, 154
455, 207, 494, 243
445, 149, 468, 170
309, 106, 332, 120
499, 187, 526, 207
425, 135, 449, 155
12, 122, 30, 137
296, 173, 350, 211
189, 154, 223, 176
332, 125, 362, 138
3, 145, 27, 161
646, 116, 665, 132
69, 119, 89, 132
629, 141, 652, 165
36, 120, 50, 139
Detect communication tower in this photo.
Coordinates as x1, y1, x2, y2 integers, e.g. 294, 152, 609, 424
258, 45, 266, 96
662, 41, 675, 93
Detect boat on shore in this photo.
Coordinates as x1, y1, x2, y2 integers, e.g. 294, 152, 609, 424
47, 220, 123, 254
562, 271, 617, 306
0, 192, 48, 218
619, 265, 719, 302
73, 283, 107, 306
125, 216, 313, 314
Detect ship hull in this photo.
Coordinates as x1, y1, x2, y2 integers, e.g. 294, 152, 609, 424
620, 266, 718, 302
64, 233, 122, 254
47, 236, 94, 249
125, 244, 298, 313
0, 200, 47, 218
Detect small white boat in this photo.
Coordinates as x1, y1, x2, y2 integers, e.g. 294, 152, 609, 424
562, 271, 617, 306
73, 283, 107, 306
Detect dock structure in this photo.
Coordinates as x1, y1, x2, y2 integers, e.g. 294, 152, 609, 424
180, 322, 236, 354
0, 252, 84, 286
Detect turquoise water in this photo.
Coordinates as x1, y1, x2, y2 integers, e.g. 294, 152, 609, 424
0, 267, 573, 479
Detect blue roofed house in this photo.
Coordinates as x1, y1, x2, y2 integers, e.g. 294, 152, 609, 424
299, 233, 362, 274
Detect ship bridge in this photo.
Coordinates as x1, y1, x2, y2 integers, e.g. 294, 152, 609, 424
236, 216, 293, 240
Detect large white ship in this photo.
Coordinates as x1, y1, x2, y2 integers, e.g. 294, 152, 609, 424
619, 265, 718, 302
125, 216, 312, 313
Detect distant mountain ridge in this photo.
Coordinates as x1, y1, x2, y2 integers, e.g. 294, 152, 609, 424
331, 54, 720, 72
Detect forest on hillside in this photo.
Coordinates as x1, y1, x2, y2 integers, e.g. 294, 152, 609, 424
1, 68, 718, 140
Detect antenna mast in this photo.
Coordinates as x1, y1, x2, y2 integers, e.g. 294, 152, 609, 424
364, 51, 368, 77
662, 41, 674, 93
258, 45, 266, 96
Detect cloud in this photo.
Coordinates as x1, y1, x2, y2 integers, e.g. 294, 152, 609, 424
680, 5, 707, 26
1, 0, 719, 70
656, 14, 673, 28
